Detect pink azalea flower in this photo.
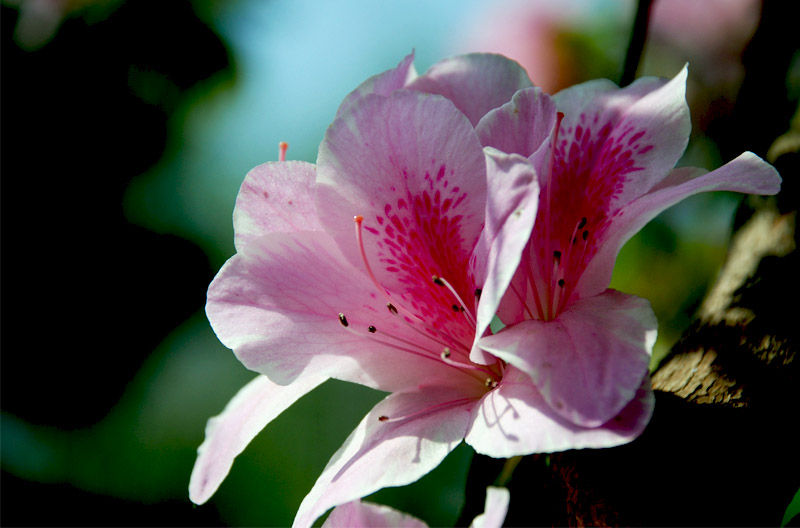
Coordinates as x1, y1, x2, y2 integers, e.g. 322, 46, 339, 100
323, 486, 509, 528
475, 66, 781, 431
189, 52, 780, 527
190, 53, 655, 527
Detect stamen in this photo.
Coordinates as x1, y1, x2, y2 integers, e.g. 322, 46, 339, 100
368, 325, 377, 333
577, 217, 587, 230
278, 141, 288, 162
484, 378, 498, 388
357, 216, 460, 347
354, 215, 389, 298
524, 258, 547, 320
440, 346, 499, 378
385, 302, 471, 355
582, 230, 589, 241
338, 321, 489, 385
376, 397, 477, 423
558, 279, 565, 288
432, 275, 477, 328
553, 250, 561, 262
509, 281, 536, 320
541, 111, 565, 317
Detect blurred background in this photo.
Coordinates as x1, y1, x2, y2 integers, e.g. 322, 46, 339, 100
1, 0, 797, 525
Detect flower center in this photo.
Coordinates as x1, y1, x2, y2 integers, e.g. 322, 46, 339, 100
336, 215, 503, 420
511, 112, 608, 322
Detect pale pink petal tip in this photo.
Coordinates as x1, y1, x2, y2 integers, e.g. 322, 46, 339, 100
322, 501, 427, 528
188, 374, 327, 505
471, 486, 511, 528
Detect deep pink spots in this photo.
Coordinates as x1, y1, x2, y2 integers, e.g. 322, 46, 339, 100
436, 165, 446, 181
423, 191, 432, 212
397, 198, 408, 209
628, 130, 646, 145
442, 198, 453, 213
364, 226, 379, 235
384, 204, 392, 216
638, 145, 653, 154
390, 215, 405, 234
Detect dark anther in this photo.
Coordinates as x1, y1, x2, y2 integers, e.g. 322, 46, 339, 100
558, 279, 565, 288
572, 236, 577, 245
432, 275, 445, 286
338, 313, 349, 327
582, 230, 589, 240
387, 302, 398, 314
368, 325, 377, 333
452, 304, 460, 312
553, 250, 562, 260
578, 217, 587, 229
442, 347, 451, 358
474, 288, 482, 299
378, 415, 389, 422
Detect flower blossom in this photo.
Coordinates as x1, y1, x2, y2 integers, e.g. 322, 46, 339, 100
475, 64, 781, 434
189, 52, 780, 527
323, 486, 509, 528
190, 52, 552, 528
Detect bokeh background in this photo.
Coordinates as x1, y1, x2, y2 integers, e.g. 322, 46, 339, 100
2, 0, 797, 526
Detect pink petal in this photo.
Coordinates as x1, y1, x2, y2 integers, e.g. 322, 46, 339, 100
466, 367, 655, 456
470, 487, 510, 528
189, 373, 327, 505
470, 148, 539, 364
576, 151, 781, 298
207, 231, 461, 392
293, 386, 477, 528
475, 86, 558, 161
323, 501, 428, 528
550, 67, 690, 214
408, 53, 533, 126
335, 52, 418, 119
478, 291, 656, 427
317, 90, 486, 346
233, 161, 321, 250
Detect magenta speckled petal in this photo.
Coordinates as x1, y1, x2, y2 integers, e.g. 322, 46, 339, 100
207, 232, 462, 391
479, 291, 656, 427
576, 151, 781, 298
409, 53, 533, 126
552, 69, 689, 205
317, 90, 486, 347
